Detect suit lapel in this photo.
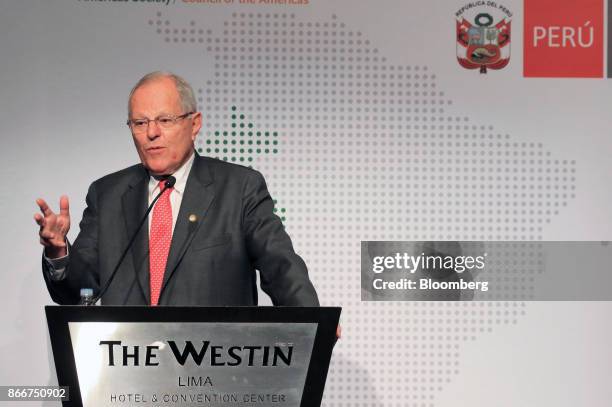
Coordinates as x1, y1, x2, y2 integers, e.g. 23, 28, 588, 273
121, 169, 150, 304
160, 155, 215, 298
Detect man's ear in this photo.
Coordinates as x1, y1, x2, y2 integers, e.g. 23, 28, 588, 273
191, 112, 203, 140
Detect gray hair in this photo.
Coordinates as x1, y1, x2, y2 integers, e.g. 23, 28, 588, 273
128, 71, 197, 117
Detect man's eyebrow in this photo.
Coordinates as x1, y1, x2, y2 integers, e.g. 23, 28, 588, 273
131, 112, 177, 118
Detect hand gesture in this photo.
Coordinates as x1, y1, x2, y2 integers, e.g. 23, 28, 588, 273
34, 196, 71, 259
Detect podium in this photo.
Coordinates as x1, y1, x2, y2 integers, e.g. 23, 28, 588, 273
46, 306, 340, 407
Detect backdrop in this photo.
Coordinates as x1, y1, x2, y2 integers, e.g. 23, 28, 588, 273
1, 1, 611, 406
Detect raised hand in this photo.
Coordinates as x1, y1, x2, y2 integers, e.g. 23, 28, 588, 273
34, 196, 71, 259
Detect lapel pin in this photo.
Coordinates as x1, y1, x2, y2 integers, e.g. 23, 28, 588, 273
188, 214, 198, 223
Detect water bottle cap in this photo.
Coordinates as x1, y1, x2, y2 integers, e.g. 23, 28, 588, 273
80, 288, 94, 297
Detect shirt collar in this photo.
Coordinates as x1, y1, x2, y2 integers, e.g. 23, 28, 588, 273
148, 152, 195, 198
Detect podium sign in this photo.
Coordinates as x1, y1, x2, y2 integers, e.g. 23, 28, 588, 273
46, 306, 340, 407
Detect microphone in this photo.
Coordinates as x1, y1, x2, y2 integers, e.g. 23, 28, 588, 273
163, 176, 177, 189
90, 176, 176, 305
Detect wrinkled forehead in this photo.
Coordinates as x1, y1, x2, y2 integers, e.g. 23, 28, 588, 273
129, 78, 182, 117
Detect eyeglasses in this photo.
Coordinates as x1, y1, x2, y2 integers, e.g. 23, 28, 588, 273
127, 112, 195, 133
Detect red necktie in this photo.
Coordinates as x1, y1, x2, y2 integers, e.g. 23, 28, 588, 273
149, 180, 173, 305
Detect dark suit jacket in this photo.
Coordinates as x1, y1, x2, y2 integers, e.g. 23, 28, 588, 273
42, 154, 319, 306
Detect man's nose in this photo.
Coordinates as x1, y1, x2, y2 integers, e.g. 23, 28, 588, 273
146, 119, 161, 139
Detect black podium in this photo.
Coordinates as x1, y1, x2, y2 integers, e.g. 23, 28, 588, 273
46, 306, 340, 407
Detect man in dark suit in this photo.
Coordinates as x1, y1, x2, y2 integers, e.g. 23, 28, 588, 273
34, 71, 319, 307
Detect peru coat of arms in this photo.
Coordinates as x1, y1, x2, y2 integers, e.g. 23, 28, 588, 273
456, 3, 512, 74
